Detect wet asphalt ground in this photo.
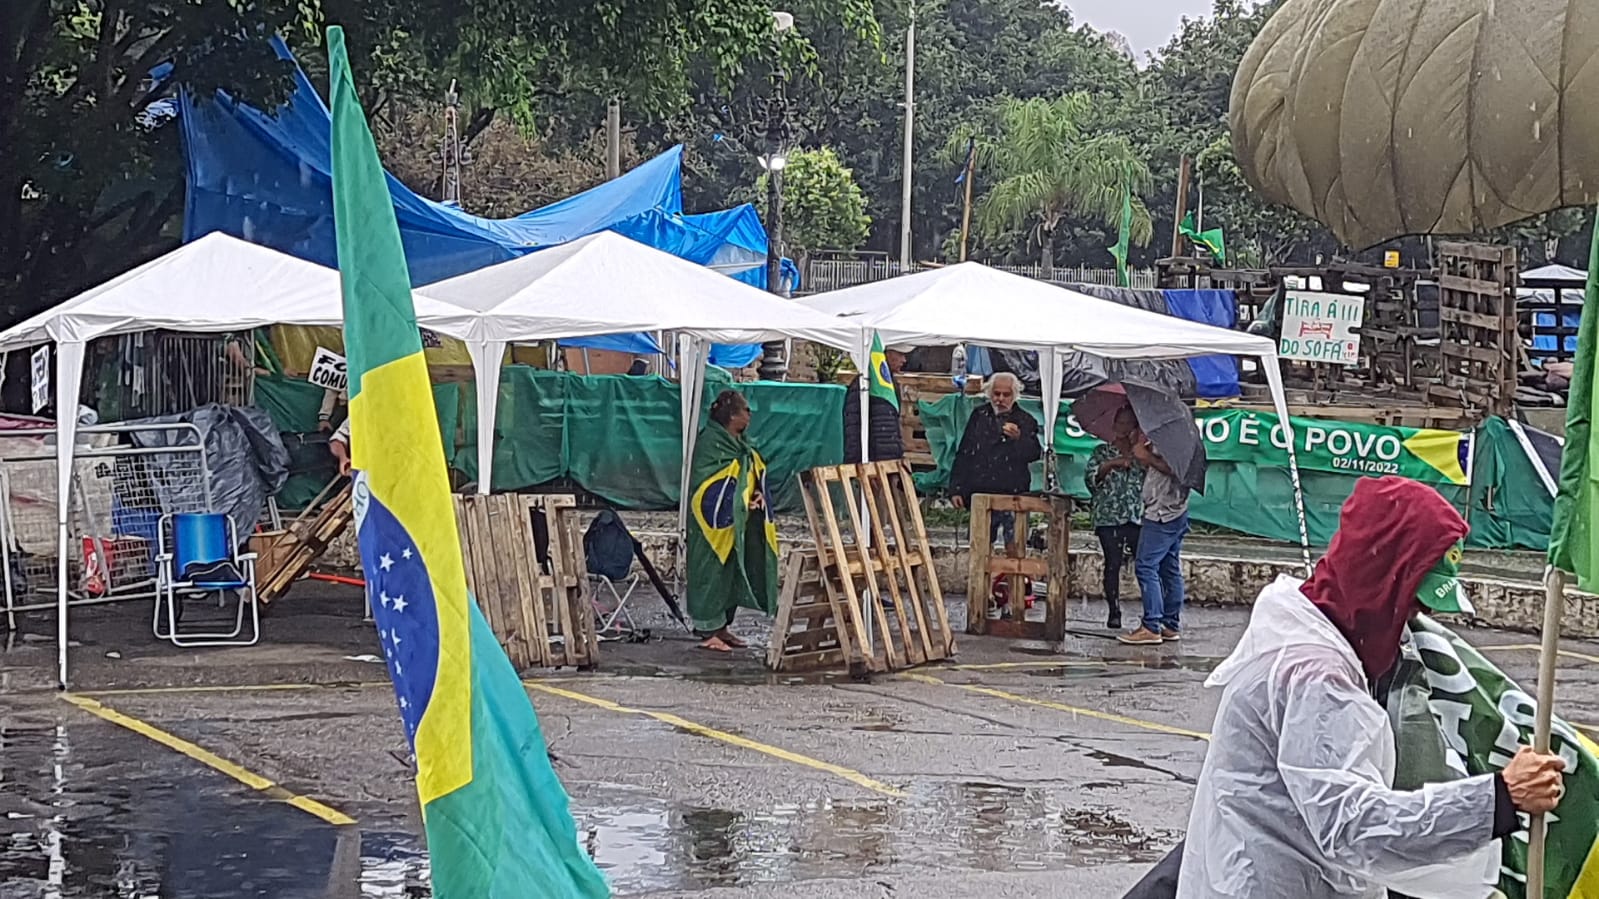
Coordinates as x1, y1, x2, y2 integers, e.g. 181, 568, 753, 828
4, 584, 1599, 898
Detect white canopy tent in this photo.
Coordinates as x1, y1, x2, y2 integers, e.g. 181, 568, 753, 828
419, 231, 869, 548
1, 230, 863, 685
0, 232, 479, 687
802, 262, 1313, 560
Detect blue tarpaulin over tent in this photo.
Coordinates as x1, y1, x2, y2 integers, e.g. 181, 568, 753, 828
178, 39, 785, 362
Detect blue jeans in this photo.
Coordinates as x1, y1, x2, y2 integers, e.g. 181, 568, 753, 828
989, 511, 1016, 546
1135, 512, 1189, 632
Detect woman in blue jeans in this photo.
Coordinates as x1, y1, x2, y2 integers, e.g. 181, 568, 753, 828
1119, 433, 1189, 645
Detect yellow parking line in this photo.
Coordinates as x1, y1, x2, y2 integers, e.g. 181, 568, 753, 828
526, 682, 905, 797
1488, 644, 1599, 666
900, 673, 1212, 742
60, 693, 356, 826
81, 682, 388, 698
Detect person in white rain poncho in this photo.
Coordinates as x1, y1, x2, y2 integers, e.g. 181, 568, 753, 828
1167, 477, 1567, 899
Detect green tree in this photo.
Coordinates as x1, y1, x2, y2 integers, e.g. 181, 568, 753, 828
1, 0, 880, 322
956, 94, 1152, 277
757, 147, 871, 261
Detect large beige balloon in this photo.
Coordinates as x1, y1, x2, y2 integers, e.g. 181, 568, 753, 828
1230, 0, 1599, 249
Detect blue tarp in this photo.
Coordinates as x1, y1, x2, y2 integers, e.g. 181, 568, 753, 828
1162, 289, 1241, 398
178, 39, 780, 360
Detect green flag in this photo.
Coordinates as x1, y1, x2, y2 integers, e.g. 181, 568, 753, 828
1394, 616, 1599, 897
1180, 212, 1227, 265
326, 26, 608, 898
869, 332, 899, 409
1549, 213, 1599, 592
1108, 186, 1133, 287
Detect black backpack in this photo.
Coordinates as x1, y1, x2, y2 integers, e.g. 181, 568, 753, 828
583, 509, 636, 581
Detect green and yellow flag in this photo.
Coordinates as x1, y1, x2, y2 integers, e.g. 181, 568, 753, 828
1550, 212, 1599, 592
869, 332, 899, 410
327, 26, 607, 898
1396, 617, 1599, 899
1180, 212, 1227, 265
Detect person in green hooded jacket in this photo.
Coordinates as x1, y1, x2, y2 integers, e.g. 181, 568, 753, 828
687, 390, 779, 652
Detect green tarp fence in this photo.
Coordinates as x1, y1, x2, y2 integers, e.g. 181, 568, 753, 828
255, 367, 846, 515
916, 394, 1552, 551
255, 371, 1552, 551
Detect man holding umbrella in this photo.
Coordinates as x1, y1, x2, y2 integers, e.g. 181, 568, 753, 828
1120, 429, 1191, 644
1074, 382, 1205, 645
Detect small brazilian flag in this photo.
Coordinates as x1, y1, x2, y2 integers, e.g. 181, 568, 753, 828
1180, 212, 1227, 265
869, 332, 899, 410
326, 26, 607, 898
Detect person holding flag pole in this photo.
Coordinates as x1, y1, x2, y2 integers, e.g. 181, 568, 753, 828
325, 26, 607, 897
1531, 204, 1599, 897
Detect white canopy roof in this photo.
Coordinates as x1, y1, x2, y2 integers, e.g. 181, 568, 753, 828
1522, 264, 1588, 285
0, 231, 476, 351
801, 262, 1277, 359
423, 230, 864, 351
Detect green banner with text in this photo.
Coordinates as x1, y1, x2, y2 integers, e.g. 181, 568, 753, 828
923, 395, 1473, 488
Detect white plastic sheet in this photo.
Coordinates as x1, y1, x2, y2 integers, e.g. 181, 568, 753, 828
1179, 577, 1503, 898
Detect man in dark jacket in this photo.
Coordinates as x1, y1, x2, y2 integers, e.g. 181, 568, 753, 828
949, 372, 1042, 545
843, 343, 910, 462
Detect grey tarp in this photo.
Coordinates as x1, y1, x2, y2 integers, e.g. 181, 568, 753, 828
1062, 286, 1198, 398
1231, 0, 1599, 249
127, 404, 290, 543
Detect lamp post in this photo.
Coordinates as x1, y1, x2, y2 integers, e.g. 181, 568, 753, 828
899, 0, 915, 272
758, 10, 795, 381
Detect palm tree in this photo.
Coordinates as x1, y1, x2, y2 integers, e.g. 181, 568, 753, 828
952, 94, 1154, 278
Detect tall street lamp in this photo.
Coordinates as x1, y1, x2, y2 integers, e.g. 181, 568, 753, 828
759, 10, 795, 381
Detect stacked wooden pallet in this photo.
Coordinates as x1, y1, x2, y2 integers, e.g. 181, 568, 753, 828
775, 460, 955, 673
453, 493, 598, 670
253, 479, 355, 605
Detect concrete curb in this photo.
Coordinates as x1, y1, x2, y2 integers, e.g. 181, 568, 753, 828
320, 514, 1599, 640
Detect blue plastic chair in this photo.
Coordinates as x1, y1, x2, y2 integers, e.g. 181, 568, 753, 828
153, 512, 259, 647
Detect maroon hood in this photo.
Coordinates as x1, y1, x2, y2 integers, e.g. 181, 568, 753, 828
1300, 477, 1469, 682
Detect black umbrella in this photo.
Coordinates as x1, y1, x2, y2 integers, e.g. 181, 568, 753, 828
1073, 382, 1208, 494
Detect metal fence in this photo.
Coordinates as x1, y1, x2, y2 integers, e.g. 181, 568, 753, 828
800, 258, 1158, 294
88, 331, 254, 421
0, 421, 213, 623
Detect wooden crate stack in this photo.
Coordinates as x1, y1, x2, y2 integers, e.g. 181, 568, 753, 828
782, 460, 955, 673
453, 493, 598, 669
1432, 242, 1519, 416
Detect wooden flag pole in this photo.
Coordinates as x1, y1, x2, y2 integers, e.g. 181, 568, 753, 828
1528, 565, 1567, 899
959, 153, 976, 262
1171, 155, 1192, 258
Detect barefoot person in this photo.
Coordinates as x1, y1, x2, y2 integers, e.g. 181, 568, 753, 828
686, 390, 779, 652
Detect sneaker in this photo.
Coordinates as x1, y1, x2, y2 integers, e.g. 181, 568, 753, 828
1118, 627, 1164, 646
1161, 627, 1181, 642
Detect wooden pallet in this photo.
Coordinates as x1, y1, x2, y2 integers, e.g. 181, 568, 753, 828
254, 478, 355, 605
453, 493, 598, 670
1433, 242, 1518, 415
966, 494, 1071, 641
767, 551, 858, 672
797, 460, 955, 673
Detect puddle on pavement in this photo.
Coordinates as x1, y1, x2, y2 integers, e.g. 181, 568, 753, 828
2, 719, 1175, 897
1020, 654, 1225, 678
576, 781, 1177, 893
0, 718, 431, 898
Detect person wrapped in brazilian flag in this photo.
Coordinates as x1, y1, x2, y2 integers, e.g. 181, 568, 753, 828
687, 389, 779, 652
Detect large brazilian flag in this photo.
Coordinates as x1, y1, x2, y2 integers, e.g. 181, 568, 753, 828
327, 27, 607, 898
